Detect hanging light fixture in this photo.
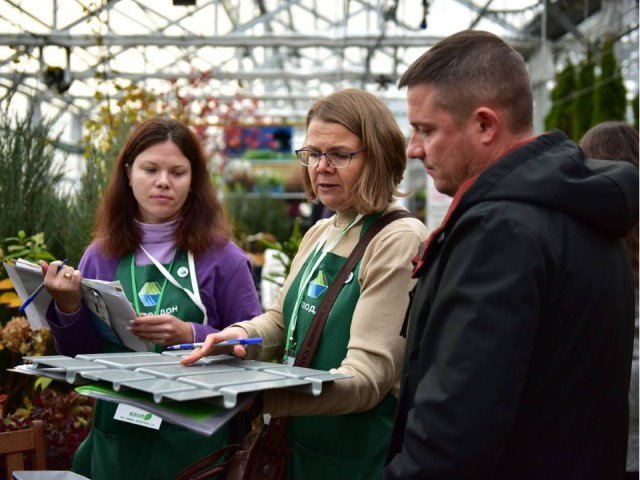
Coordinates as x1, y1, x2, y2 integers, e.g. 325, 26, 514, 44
420, 0, 430, 30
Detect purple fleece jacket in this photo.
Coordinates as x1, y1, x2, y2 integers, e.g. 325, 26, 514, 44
45, 231, 262, 356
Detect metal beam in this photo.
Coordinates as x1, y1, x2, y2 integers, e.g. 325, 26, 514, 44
0, 32, 538, 53
0, 68, 387, 83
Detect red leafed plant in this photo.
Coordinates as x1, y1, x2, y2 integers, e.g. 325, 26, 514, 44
0, 382, 94, 471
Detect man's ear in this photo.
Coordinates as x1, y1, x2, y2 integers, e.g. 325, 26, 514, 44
473, 107, 500, 144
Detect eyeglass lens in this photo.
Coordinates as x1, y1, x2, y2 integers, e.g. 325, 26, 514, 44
296, 150, 352, 168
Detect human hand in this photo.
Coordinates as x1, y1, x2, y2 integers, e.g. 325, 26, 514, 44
128, 314, 193, 346
180, 326, 249, 365
40, 260, 83, 314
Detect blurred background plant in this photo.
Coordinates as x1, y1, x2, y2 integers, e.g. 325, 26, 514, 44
0, 380, 94, 472
225, 193, 293, 247
0, 231, 57, 414
0, 316, 53, 415
0, 230, 92, 471
260, 216, 303, 287
0, 91, 69, 263
0, 230, 58, 318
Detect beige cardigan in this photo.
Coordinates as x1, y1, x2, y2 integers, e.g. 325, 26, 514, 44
234, 202, 428, 417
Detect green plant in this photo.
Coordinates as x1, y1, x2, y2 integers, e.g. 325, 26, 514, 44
0, 232, 56, 414
545, 58, 576, 137
593, 38, 628, 124
0, 95, 69, 260
0, 230, 57, 313
572, 51, 596, 141
224, 193, 294, 244
544, 37, 630, 139
260, 216, 303, 286
0, 264, 91, 471
253, 173, 284, 193
2, 231, 56, 265
243, 149, 285, 160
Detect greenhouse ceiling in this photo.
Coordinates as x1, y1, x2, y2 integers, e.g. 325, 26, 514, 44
0, 0, 637, 130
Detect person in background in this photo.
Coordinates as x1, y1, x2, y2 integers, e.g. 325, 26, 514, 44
183, 88, 429, 479
580, 121, 639, 480
384, 30, 639, 480
40, 117, 262, 480
310, 201, 334, 224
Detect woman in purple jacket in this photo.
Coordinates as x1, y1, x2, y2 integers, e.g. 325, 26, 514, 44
40, 117, 262, 480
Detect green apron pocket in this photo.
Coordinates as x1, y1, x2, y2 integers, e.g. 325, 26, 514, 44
291, 437, 366, 480
73, 427, 153, 480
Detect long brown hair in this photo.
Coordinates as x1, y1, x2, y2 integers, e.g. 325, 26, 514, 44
580, 121, 639, 285
93, 117, 231, 257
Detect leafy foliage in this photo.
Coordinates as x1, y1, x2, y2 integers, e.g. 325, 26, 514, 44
0, 315, 54, 415
544, 58, 576, 135
0, 386, 93, 471
0, 316, 52, 356
260, 216, 303, 286
593, 38, 628, 124
0, 233, 56, 414
0, 97, 68, 258
2, 231, 56, 265
545, 37, 631, 140
0, 231, 57, 311
224, 192, 295, 245
0, 232, 92, 472
572, 51, 596, 140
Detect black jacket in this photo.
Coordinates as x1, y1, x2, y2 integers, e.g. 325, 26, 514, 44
385, 130, 639, 480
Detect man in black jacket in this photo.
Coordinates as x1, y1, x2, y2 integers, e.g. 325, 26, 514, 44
384, 30, 639, 480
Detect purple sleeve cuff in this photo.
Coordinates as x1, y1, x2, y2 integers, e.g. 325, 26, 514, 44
45, 300, 102, 356
191, 322, 221, 343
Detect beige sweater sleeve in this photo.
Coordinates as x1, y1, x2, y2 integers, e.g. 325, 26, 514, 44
234, 204, 428, 417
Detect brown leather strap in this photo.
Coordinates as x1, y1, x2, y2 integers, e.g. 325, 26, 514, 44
263, 210, 416, 456
175, 443, 239, 480
294, 209, 416, 368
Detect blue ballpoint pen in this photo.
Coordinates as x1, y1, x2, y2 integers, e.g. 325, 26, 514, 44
18, 259, 68, 312
167, 337, 263, 351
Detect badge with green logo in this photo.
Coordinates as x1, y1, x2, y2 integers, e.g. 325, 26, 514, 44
114, 403, 162, 430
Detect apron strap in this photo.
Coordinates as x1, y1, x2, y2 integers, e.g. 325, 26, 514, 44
139, 246, 208, 324
295, 209, 416, 368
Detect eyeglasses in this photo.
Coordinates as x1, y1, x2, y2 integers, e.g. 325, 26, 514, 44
295, 148, 366, 168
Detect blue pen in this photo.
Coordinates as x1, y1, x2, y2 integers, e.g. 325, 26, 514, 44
18, 259, 68, 312
167, 338, 263, 351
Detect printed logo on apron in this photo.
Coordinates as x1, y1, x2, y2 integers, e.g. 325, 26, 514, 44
307, 270, 328, 298
138, 282, 162, 307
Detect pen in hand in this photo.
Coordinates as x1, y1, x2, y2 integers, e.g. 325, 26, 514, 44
18, 259, 68, 312
166, 338, 263, 351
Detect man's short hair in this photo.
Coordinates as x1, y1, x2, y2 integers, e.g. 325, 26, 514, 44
399, 30, 533, 133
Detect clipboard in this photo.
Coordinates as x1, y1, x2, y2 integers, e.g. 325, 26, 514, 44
4, 259, 149, 351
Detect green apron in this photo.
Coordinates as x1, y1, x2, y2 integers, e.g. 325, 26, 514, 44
282, 214, 397, 480
72, 250, 228, 480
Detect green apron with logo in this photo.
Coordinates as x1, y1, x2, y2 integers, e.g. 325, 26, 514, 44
282, 214, 397, 480
72, 250, 228, 480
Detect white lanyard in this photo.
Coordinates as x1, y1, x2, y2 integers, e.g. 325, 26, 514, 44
139, 246, 209, 324
283, 213, 363, 363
